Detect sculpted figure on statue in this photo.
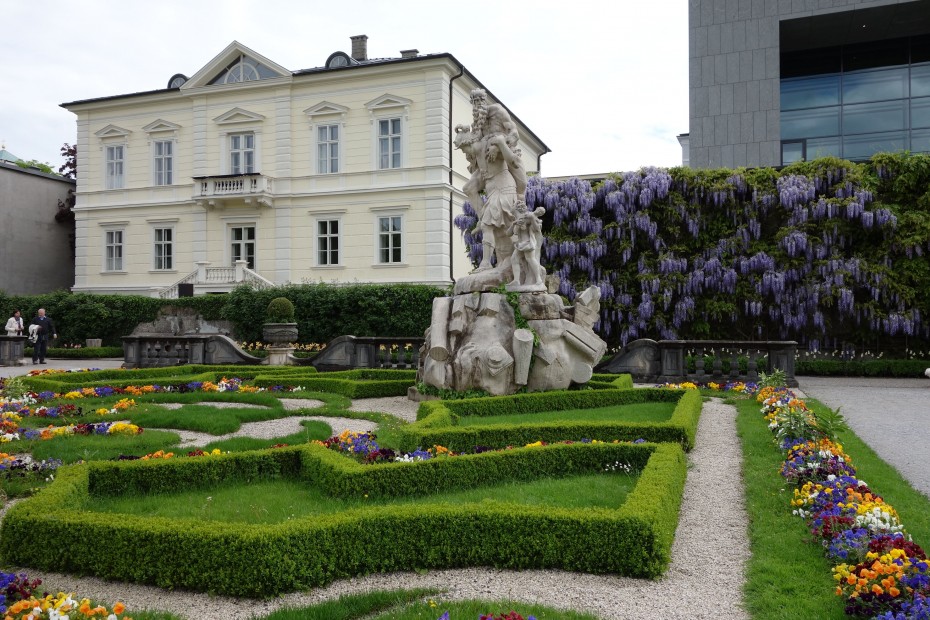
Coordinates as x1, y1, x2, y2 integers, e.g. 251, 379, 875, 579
454, 89, 542, 294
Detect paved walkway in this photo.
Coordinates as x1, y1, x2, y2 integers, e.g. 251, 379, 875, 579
797, 376, 930, 499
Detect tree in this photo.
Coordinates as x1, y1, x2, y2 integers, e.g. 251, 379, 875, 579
59, 143, 76, 179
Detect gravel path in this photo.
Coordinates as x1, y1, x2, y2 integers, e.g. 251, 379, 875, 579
0, 397, 749, 619
798, 376, 930, 499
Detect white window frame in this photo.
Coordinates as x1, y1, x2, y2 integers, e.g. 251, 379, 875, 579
104, 229, 125, 272
375, 213, 404, 265
315, 217, 342, 267
153, 139, 174, 186
316, 124, 341, 174
228, 223, 257, 269
377, 117, 403, 170
105, 145, 125, 189
228, 132, 256, 175
152, 226, 174, 271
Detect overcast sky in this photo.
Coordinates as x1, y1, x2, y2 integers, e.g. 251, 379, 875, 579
1, 0, 688, 178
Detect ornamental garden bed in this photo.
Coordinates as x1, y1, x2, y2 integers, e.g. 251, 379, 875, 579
0, 368, 692, 598
396, 387, 702, 453
1, 439, 686, 596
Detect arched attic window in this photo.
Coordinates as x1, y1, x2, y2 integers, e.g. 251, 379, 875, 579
209, 54, 279, 85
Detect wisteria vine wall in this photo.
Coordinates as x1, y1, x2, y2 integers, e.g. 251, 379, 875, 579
453, 153, 930, 351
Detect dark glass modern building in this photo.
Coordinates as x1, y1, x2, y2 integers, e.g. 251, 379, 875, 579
687, 0, 930, 168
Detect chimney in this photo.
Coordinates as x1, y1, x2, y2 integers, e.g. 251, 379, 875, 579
400, 49, 419, 59
350, 35, 368, 61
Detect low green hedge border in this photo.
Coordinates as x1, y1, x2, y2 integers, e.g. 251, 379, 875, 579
2, 441, 687, 596
397, 388, 701, 453
253, 369, 417, 398
24, 346, 124, 359
21, 365, 319, 393
795, 358, 930, 377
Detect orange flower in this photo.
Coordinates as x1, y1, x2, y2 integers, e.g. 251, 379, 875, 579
113, 602, 126, 614
872, 584, 884, 595
79, 602, 92, 614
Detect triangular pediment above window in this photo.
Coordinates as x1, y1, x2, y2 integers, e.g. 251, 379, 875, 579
213, 108, 266, 125
304, 101, 349, 121
142, 119, 182, 134
94, 125, 132, 139
182, 41, 290, 89
365, 94, 413, 111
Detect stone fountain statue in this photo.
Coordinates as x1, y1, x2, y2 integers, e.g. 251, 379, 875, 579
417, 89, 607, 396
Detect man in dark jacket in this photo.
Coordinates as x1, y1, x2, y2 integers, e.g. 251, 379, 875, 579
30, 308, 57, 364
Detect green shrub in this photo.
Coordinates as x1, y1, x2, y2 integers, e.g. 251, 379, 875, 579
1, 441, 686, 596
795, 358, 930, 377
399, 388, 701, 452
265, 297, 296, 323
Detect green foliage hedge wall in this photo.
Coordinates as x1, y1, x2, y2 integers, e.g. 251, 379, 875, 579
456, 153, 930, 351
0, 283, 446, 347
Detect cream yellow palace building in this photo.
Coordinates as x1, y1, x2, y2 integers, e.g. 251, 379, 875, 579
63, 37, 548, 298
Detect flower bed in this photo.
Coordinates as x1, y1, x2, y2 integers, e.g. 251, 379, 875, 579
755, 386, 930, 618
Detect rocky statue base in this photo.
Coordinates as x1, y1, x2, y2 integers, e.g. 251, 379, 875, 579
418, 286, 607, 396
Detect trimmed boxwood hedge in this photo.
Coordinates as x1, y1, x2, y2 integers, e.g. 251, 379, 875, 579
795, 358, 930, 377
253, 369, 417, 398
397, 388, 702, 453
21, 365, 318, 393
2, 440, 687, 596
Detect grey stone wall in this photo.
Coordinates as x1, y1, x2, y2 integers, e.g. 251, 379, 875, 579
688, 0, 908, 169
0, 163, 75, 295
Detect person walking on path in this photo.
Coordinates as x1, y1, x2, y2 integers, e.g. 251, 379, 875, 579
5, 310, 24, 336
29, 308, 57, 364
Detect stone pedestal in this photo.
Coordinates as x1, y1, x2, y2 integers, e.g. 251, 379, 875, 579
0, 336, 27, 367
266, 346, 295, 366
418, 287, 607, 395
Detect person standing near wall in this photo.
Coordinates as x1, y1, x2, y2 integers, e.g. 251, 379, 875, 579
5, 310, 24, 336
29, 308, 57, 364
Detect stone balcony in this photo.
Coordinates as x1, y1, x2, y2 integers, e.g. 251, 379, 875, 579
193, 173, 274, 208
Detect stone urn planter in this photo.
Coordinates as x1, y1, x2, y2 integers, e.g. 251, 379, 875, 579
262, 322, 298, 345
262, 297, 298, 365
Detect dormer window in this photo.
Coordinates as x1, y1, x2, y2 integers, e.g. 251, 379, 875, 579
209, 54, 279, 85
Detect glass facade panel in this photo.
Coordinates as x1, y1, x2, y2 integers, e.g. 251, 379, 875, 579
843, 132, 906, 160
806, 136, 841, 159
843, 100, 907, 134
842, 68, 908, 104
781, 75, 840, 110
912, 128, 930, 153
781, 107, 840, 139
913, 64, 930, 98
913, 97, 930, 129
780, 35, 930, 164
782, 141, 805, 164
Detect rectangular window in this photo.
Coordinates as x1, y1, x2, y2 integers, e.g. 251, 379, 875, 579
842, 67, 908, 104
105, 230, 123, 271
317, 219, 340, 265
154, 140, 173, 185
105, 145, 124, 189
843, 100, 906, 135
378, 118, 401, 169
317, 125, 339, 174
378, 216, 402, 264
230, 226, 256, 269
154, 228, 173, 270
230, 133, 255, 174
781, 106, 840, 139
912, 97, 930, 129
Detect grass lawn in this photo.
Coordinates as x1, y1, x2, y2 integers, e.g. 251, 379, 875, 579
456, 401, 675, 426
27, 429, 183, 464
83, 471, 640, 525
